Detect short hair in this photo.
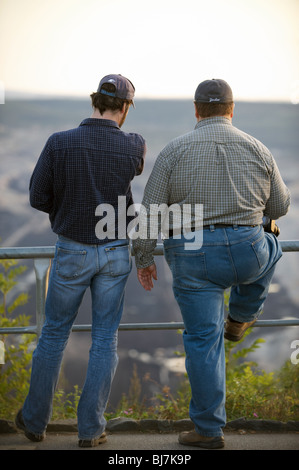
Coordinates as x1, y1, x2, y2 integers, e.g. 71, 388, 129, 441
90, 83, 132, 115
194, 101, 234, 118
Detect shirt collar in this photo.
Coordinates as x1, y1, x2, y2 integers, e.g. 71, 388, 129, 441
195, 116, 232, 130
80, 118, 120, 129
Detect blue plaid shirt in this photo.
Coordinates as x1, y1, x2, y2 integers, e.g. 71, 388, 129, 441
29, 118, 146, 244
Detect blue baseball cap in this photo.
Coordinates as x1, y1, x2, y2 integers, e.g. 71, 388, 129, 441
97, 74, 135, 103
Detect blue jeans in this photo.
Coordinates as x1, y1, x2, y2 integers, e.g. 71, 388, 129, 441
22, 236, 132, 440
163, 225, 282, 437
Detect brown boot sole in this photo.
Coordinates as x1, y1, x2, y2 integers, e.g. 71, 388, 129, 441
179, 431, 225, 449
78, 432, 107, 447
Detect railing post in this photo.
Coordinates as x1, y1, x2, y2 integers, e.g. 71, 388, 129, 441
34, 258, 51, 339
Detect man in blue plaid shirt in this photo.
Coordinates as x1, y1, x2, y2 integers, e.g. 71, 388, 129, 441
16, 75, 146, 447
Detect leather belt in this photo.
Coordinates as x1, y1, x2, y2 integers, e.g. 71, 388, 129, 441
168, 224, 258, 237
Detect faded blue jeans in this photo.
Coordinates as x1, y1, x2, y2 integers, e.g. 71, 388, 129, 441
163, 225, 282, 437
22, 236, 132, 440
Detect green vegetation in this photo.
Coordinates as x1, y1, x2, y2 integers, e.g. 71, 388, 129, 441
0, 258, 298, 423
104, 332, 299, 423
0, 258, 33, 419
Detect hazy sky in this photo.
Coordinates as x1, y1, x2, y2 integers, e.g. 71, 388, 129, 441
0, 0, 298, 102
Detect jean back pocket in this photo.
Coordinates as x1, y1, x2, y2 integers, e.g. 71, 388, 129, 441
104, 244, 132, 277
172, 252, 208, 290
56, 248, 87, 279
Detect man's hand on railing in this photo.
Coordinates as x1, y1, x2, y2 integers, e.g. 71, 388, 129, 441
137, 263, 158, 291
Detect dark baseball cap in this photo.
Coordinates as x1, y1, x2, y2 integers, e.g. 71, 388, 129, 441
194, 79, 233, 103
97, 74, 135, 103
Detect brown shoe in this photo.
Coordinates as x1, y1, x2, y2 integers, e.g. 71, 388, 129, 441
224, 316, 256, 342
178, 430, 224, 449
78, 432, 107, 447
15, 409, 45, 442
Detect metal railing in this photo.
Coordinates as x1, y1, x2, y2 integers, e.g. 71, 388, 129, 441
0, 240, 299, 338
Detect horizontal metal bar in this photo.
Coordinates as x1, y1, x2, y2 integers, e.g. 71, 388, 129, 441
0, 246, 55, 259
78, 319, 299, 331
279, 240, 299, 252
1, 319, 298, 336
0, 240, 298, 260
0, 326, 38, 335
74, 323, 186, 332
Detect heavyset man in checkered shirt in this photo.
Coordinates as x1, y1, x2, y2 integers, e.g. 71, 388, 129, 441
133, 79, 290, 449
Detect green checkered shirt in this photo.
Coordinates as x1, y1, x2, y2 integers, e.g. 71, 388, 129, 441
133, 116, 290, 268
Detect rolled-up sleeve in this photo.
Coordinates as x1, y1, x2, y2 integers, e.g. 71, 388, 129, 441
264, 157, 291, 220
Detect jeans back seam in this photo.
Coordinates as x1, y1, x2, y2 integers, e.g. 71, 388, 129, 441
227, 245, 238, 285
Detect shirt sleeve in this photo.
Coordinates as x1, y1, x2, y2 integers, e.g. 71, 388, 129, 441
133, 149, 170, 269
29, 137, 54, 214
264, 156, 291, 220
135, 141, 147, 176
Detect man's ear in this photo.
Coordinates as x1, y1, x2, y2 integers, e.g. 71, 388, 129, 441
194, 102, 200, 120
230, 103, 235, 119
